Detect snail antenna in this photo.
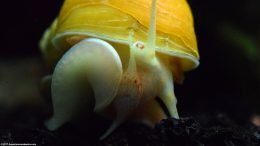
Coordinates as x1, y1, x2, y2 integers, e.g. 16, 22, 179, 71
147, 0, 157, 57
127, 0, 157, 74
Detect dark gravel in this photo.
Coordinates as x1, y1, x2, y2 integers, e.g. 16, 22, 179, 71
0, 109, 259, 146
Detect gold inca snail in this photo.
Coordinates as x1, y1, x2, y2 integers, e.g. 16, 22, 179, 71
40, 0, 199, 139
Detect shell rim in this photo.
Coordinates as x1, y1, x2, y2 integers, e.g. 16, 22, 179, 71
52, 32, 200, 71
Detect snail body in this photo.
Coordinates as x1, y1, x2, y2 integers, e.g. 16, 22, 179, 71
40, 0, 199, 139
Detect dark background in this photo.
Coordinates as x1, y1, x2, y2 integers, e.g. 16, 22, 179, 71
0, 0, 260, 124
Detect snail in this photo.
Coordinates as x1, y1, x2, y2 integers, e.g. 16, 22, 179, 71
40, 0, 199, 139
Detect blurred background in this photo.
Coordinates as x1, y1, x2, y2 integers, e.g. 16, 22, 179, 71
0, 0, 259, 126
180, 0, 260, 124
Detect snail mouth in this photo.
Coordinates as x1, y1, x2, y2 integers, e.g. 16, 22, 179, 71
155, 96, 171, 118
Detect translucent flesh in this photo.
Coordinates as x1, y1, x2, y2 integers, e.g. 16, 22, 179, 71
99, 0, 179, 139
45, 38, 123, 130
44, 0, 181, 139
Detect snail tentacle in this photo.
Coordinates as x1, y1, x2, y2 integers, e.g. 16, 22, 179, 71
45, 38, 123, 130
158, 61, 179, 118
147, 0, 157, 58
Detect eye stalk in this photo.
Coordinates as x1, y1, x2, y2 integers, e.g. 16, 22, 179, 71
147, 0, 157, 56
127, 0, 158, 72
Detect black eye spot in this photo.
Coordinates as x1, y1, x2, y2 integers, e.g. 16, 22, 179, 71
135, 42, 145, 50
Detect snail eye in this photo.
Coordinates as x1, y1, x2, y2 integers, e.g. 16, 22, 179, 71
133, 41, 145, 50
135, 42, 145, 50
